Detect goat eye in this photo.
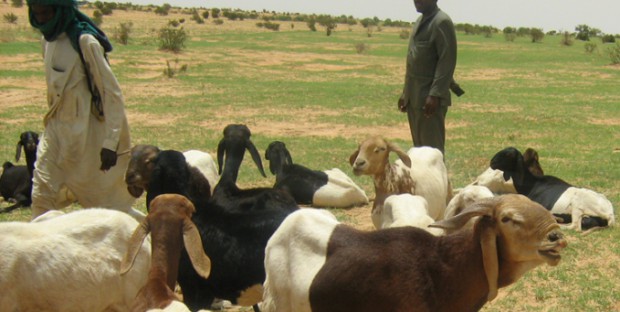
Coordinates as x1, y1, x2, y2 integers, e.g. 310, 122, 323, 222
501, 216, 511, 223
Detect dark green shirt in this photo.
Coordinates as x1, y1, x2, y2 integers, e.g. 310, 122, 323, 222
403, 8, 457, 108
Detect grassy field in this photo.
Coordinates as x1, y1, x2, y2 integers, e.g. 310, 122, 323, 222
1, 3, 619, 311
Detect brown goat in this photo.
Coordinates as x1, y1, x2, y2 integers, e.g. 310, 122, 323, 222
120, 194, 211, 312
262, 194, 567, 312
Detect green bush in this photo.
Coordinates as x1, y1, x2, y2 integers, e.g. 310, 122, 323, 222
92, 10, 103, 26
158, 26, 187, 52
113, 22, 132, 45
163, 59, 187, 78
530, 28, 544, 43
399, 29, 409, 40
10, 0, 23, 8
307, 18, 316, 32
560, 31, 573, 46
3, 12, 18, 24
608, 43, 620, 64
355, 42, 369, 54
601, 34, 616, 43
213, 18, 223, 25
584, 42, 598, 53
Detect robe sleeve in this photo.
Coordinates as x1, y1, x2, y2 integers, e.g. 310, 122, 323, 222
429, 18, 457, 99
79, 34, 125, 151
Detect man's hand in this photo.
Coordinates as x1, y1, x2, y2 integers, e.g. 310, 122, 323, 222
398, 97, 407, 113
100, 148, 118, 171
423, 96, 440, 118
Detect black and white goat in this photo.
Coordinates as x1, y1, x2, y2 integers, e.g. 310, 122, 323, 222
142, 124, 298, 311
490, 147, 615, 231
0, 131, 39, 213
264, 141, 368, 208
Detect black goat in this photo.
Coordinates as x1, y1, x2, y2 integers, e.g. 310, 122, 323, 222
265, 141, 368, 207
142, 124, 298, 311
0, 131, 39, 213
490, 147, 614, 231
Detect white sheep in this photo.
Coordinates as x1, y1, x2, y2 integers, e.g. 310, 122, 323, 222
0, 208, 151, 311
349, 136, 450, 221
378, 194, 444, 236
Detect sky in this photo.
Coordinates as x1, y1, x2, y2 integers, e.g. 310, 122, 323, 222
117, 0, 620, 35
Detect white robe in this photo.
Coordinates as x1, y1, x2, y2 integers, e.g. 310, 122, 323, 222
31, 33, 142, 220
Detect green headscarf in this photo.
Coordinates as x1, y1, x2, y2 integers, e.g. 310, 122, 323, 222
27, 0, 112, 53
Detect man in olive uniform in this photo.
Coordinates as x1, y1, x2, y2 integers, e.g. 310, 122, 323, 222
398, 0, 457, 154
27, 0, 143, 220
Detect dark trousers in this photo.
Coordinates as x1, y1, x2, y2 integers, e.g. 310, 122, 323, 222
406, 104, 448, 155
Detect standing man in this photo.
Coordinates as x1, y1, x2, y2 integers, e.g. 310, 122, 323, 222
27, 0, 143, 220
398, 0, 458, 154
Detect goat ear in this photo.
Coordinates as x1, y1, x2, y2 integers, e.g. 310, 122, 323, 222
348, 147, 360, 166
387, 141, 411, 168
120, 221, 150, 275
284, 147, 293, 166
430, 197, 497, 230
246, 140, 267, 178
127, 185, 144, 198
480, 222, 499, 302
217, 139, 226, 175
15, 141, 22, 163
183, 218, 211, 279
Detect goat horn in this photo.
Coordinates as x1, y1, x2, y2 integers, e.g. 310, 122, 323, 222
120, 221, 150, 275
183, 219, 211, 279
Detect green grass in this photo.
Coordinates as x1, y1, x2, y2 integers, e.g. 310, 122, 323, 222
1, 4, 619, 311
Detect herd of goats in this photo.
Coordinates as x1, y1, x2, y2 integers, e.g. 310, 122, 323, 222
0, 123, 615, 311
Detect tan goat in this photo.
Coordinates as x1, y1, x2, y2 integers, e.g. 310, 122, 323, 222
121, 194, 212, 312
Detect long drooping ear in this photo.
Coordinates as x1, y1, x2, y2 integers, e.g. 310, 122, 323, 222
120, 221, 150, 275
246, 139, 266, 177
480, 220, 499, 302
217, 138, 226, 175
15, 141, 23, 162
348, 146, 360, 166
387, 141, 411, 168
183, 219, 211, 279
283, 146, 293, 166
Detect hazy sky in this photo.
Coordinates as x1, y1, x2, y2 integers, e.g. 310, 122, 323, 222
118, 0, 620, 35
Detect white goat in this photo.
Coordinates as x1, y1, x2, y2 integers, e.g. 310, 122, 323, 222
378, 194, 444, 236
444, 185, 495, 233
0, 208, 151, 311
349, 136, 449, 221
468, 167, 516, 195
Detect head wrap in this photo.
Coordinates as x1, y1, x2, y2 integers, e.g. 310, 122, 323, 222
27, 0, 112, 54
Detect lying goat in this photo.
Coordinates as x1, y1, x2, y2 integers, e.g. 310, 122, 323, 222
0, 131, 39, 213
491, 146, 615, 231
262, 194, 566, 312
265, 141, 368, 208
